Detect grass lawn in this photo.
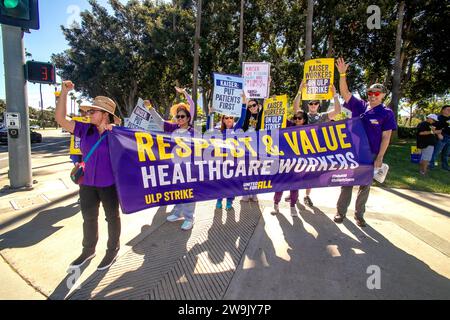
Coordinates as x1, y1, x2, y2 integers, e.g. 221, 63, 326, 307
379, 139, 450, 194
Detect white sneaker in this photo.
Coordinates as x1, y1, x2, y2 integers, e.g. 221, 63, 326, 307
242, 195, 250, 202
290, 207, 298, 217
181, 220, 194, 231
251, 194, 258, 201
167, 214, 184, 222
273, 204, 279, 213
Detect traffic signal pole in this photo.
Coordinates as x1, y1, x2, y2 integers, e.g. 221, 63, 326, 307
2, 24, 32, 188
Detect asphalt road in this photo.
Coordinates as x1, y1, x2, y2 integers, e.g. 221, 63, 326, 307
0, 130, 71, 170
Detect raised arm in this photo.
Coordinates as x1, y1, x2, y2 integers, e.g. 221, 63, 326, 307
234, 92, 248, 130
293, 80, 306, 113
336, 57, 352, 103
326, 85, 342, 120
175, 87, 195, 125
55, 80, 76, 133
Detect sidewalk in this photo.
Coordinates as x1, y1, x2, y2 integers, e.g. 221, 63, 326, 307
0, 162, 449, 299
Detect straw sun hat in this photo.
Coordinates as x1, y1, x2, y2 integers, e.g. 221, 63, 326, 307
80, 96, 121, 125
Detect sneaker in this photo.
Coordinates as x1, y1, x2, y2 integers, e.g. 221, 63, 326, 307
97, 250, 118, 271
251, 194, 258, 202
216, 200, 222, 209
167, 214, 184, 222
333, 213, 346, 223
225, 200, 233, 210
181, 220, 194, 231
304, 196, 313, 207
69, 250, 95, 269
354, 216, 367, 228
290, 206, 298, 217
242, 196, 250, 202
273, 203, 279, 214
284, 196, 291, 202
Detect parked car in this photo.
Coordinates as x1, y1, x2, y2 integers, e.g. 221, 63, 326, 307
30, 125, 41, 130
0, 127, 42, 144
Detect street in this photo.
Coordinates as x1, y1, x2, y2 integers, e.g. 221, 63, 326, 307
0, 129, 71, 175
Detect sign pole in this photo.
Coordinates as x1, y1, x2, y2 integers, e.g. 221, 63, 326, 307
2, 24, 32, 188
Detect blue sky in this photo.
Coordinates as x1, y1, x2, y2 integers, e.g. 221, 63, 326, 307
0, 0, 130, 111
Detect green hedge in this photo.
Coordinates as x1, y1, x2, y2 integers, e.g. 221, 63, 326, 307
397, 126, 417, 139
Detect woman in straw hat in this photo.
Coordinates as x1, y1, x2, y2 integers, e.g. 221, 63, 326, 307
55, 80, 122, 271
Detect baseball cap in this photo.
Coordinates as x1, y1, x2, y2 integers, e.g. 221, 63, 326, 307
368, 83, 386, 93
426, 114, 439, 121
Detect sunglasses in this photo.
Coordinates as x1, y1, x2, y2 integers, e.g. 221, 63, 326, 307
367, 91, 382, 97
86, 109, 102, 115
223, 116, 233, 120
248, 103, 257, 108
293, 116, 304, 121
176, 114, 187, 119
308, 102, 319, 106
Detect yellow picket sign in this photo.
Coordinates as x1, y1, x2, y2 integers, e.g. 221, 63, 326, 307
261, 95, 288, 130
69, 116, 90, 155
302, 58, 335, 101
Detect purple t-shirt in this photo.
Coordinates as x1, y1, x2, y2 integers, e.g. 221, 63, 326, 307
74, 122, 115, 187
164, 121, 195, 134
344, 95, 397, 155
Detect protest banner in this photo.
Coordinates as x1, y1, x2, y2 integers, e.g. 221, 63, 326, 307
261, 95, 288, 130
109, 118, 374, 214
212, 73, 243, 117
242, 62, 270, 99
126, 98, 164, 132
69, 116, 90, 155
302, 58, 335, 101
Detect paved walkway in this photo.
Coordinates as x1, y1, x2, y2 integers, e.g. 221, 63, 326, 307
0, 160, 449, 299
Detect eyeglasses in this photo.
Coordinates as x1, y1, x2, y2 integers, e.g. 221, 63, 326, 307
86, 109, 101, 115
308, 102, 319, 106
248, 103, 257, 108
367, 91, 381, 97
176, 114, 187, 119
293, 116, 304, 121
224, 116, 233, 120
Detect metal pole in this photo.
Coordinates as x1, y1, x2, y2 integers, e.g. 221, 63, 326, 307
2, 24, 32, 188
39, 83, 43, 129
239, 0, 244, 65
192, 0, 202, 121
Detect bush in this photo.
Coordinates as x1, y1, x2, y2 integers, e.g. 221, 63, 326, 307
397, 126, 417, 139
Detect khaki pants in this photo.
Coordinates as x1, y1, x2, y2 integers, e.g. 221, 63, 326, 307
336, 185, 371, 219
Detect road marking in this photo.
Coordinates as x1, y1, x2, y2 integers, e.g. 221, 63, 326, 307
31, 139, 70, 150
0, 139, 70, 161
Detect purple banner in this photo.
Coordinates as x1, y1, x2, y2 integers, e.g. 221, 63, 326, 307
109, 118, 374, 214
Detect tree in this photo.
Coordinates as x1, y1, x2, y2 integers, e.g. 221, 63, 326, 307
0, 99, 6, 117
389, 1, 405, 127
53, 0, 195, 118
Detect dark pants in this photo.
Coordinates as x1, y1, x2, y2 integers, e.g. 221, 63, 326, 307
79, 184, 121, 253
336, 185, 371, 219
274, 190, 299, 207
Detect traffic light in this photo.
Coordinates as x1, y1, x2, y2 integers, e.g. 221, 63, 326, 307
0, 0, 39, 30
25, 60, 56, 84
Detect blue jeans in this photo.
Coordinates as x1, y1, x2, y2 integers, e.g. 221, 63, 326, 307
429, 135, 450, 170
172, 202, 196, 221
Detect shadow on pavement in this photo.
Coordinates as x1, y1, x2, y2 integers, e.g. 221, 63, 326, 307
68, 199, 261, 300
0, 201, 80, 250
